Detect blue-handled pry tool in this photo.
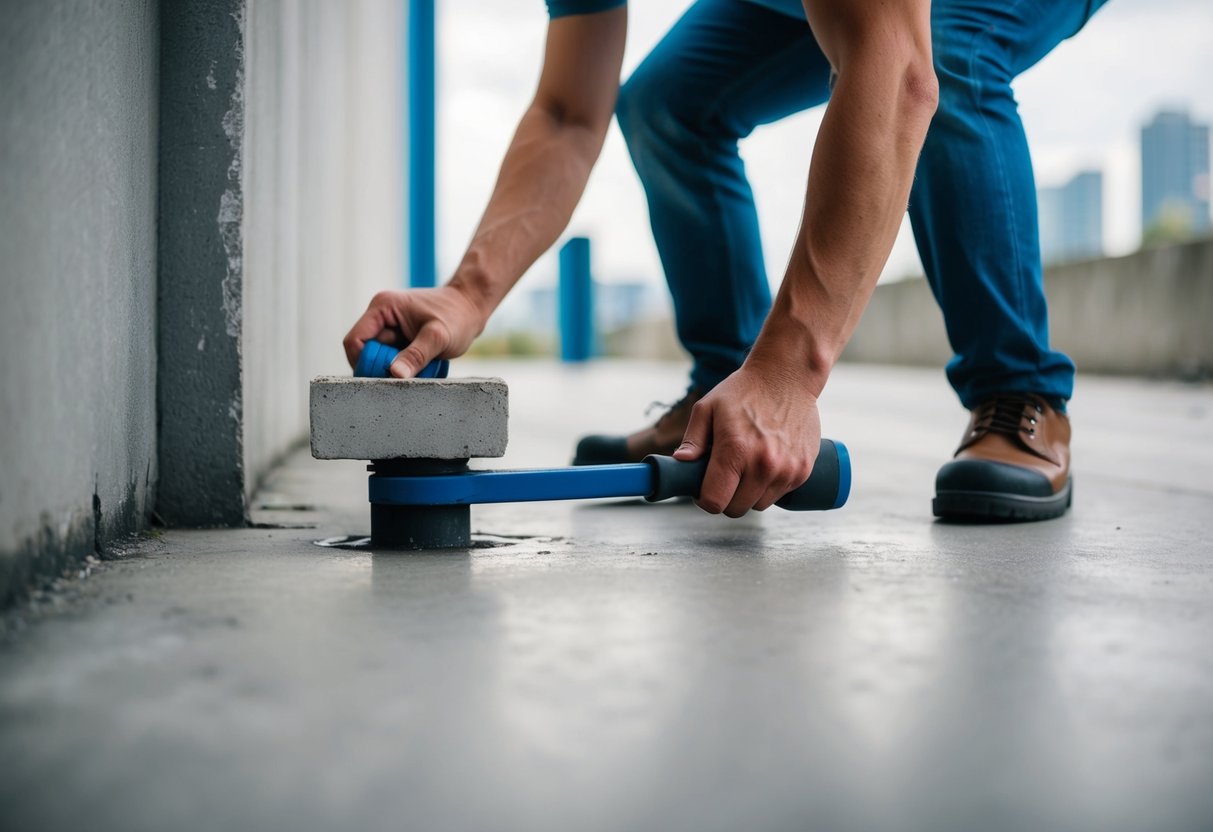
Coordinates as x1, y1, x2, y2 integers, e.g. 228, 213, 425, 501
352, 339, 850, 549
370, 441, 850, 511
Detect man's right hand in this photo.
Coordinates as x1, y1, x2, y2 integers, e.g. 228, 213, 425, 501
341, 9, 624, 380
342, 286, 487, 379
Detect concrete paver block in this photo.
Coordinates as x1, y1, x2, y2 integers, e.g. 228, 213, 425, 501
309, 376, 508, 460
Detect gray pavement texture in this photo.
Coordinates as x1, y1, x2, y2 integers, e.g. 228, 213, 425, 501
2, 360, 1212, 832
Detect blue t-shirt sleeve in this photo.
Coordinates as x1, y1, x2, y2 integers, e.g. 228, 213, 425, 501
546, 0, 625, 19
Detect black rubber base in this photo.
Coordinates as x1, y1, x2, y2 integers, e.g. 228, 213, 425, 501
369, 458, 471, 549
370, 503, 471, 549
934, 477, 1073, 522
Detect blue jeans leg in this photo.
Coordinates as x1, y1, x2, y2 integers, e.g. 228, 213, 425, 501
616, 0, 830, 393
910, 0, 1109, 410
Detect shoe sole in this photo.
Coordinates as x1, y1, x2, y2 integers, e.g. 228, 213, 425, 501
933, 477, 1073, 523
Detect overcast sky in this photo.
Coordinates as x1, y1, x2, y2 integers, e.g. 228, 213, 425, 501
436, 0, 1213, 294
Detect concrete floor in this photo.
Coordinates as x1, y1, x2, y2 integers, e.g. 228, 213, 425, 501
2, 360, 1212, 832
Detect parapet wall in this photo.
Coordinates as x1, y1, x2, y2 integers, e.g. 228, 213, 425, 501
605, 238, 1213, 381
844, 237, 1213, 379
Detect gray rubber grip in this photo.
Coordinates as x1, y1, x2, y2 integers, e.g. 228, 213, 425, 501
643, 439, 847, 512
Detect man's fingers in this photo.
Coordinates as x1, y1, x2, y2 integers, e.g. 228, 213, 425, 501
696, 448, 743, 515
388, 321, 447, 379
373, 327, 409, 348
752, 455, 816, 512
723, 472, 769, 518
343, 307, 390, 368
752, 479, 793, 513
673, 402, 712, 461
721, 452, 790, 516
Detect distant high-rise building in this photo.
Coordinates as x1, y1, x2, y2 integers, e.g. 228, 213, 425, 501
1141, 109, 1211, 238
1038, 169, 1103, 264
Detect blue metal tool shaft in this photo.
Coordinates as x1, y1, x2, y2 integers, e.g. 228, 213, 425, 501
368, 440, 850, 512
370, 464, 653, 506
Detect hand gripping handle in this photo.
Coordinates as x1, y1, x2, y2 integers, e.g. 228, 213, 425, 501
643, 439, 851, 511
354, 339, 449, 379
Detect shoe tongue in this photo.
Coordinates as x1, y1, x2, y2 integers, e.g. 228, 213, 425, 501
987, 398, 1029, 433
960, 397, 1056, 464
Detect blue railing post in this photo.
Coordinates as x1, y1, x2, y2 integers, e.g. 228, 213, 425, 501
408, 0, 436, 288
559, 237, 594, 362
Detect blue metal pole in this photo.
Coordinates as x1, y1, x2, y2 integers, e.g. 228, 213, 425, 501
408, 0, 436, 288
559, 237, 594, 362
366, 440, 851, 510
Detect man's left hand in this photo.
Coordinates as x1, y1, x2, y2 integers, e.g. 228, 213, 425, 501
672, 364, 822, 517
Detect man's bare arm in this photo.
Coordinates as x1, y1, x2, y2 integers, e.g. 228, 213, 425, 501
760, 0, 938, 390
678, 0, 938, 516
344, 9, 627, 377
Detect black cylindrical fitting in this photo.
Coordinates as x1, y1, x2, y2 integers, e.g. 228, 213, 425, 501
370, 502, 471, 549
369, 459, 471, 549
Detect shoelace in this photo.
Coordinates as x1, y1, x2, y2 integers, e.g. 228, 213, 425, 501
972, 393, 1046, 441
644, 387, 700, 428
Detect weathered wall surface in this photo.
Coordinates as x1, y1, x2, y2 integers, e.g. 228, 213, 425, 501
605, 238, 1213, 382
839, 277, 951, 368
241, 0, 405, 497
1043, 239, 1213, 377
844, 237, 1213, 379
158, 0, 405, 521
0, 0, 160, 603
157, 0, 248, 527
0, 0, 405, 602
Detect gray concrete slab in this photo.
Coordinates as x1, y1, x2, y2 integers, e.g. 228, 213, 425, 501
309, 376, 509, 460
2, 360, 1212, 832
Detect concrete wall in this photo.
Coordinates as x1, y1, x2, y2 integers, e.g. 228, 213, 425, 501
1, 0, 405, 602
157, 0, 249, 526
838, 276, 950, 368
0, 0, 160, 603
844, 237, 1213, 379
605, 238, 1213, 381
241, 0, 405, 498
158, 0, 404, 524
1043, 239, 1213, 377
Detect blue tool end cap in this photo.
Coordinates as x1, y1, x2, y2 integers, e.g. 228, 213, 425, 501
832, 440, 851, 510
354, 339, 449, 379
354, 339, 397, 377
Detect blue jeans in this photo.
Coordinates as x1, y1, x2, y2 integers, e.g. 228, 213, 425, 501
618, 0, 1107, 409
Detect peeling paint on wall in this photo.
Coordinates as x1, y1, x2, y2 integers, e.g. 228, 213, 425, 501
219, 190, 243, 340
219, 6, 245, 342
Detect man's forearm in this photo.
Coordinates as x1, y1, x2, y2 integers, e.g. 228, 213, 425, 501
342, 11, 624, 378
749, 0, 937, 396
448, 107, 607, 320
446, 9, 626, 323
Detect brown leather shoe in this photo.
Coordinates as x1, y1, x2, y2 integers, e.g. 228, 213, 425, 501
933, 393, 1073, 521
572, 388, 703, 465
